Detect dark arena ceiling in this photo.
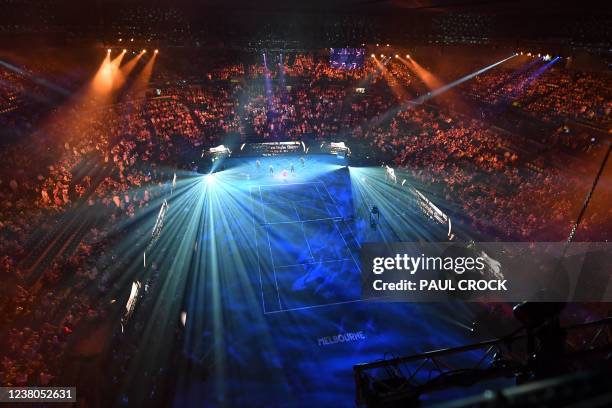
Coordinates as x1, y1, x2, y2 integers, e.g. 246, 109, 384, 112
0, 0, 609, 48
1, 0, 610, 23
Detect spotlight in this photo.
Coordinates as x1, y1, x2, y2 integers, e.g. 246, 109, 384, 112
118, 38, 122, 42
380, 54, 384, 58
130, 38, 134, 42
142, 49, 147, 53
204, 174, 216, 185
107, 48, 111, 53
154, 49, 159, 54
386, 44, 390, 47
122, 49, 127, 53
406, 54, 410, 58
371, 53, 375, 58
395, 54, 399, 58
376, 43, 379, 47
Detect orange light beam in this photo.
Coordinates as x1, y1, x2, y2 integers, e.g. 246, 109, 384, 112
397, 56, 444, 91
128, 51, 158, 102
121, 52, 144, 76
373, 57, 409, 101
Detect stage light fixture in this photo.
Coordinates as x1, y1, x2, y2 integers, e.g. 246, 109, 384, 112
395, 54, 399, 58
380, 54, 384, 58
371, 54, 375, 58
122, 49, 127, 53
107, 48, 111, 53
154, 49, 159, 54
130, 38, 134, 42
142, 49, 147, 53
406, 54, 410, 58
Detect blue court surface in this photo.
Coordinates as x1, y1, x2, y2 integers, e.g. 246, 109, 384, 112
252, 181, 361, 313
164, 155, 510, 407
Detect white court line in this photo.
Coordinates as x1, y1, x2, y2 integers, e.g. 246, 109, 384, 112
320, 181, 338, 206
258, 183, 324, 204
313, 182, 341, 218
296, 199, 316, 263
259, 185, 283, 311
249, 188, 267, 313
269, 259, 365, 314
262, 294, 396, 315
319, 180, 363, 250
333, 220, 361, 274
256, 181, 324, 188
274, 258, 355, 269
344, 221, 363, 250
315, 182, 361, 272
262, 216, 343, 226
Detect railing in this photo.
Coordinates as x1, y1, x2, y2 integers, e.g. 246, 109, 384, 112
353, 317, 612, 406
